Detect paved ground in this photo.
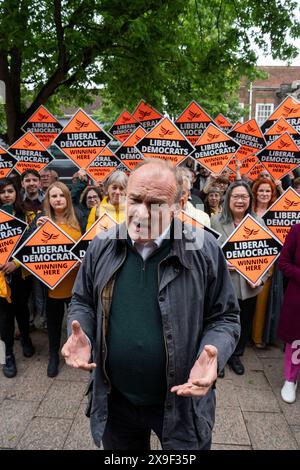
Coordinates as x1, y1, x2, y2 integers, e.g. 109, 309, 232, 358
0, 329, 299, 450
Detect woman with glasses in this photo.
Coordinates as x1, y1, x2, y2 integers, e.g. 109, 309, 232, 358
211, 181, 265, 376
86, 171, 128, 229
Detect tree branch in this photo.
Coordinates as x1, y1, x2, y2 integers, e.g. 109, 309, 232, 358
53, 0, 68, 71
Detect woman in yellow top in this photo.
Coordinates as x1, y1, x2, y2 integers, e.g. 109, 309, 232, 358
36, 182, 82, 377
86, 171, 128, 229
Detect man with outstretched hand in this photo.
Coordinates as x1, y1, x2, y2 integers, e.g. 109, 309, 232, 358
62, 159, 240, 450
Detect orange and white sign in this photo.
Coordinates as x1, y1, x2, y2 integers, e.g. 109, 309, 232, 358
245, 161, 268, 182
261, 96, 300, 134
228, 119, 266, 161
115, 126, 146, 171
13, 219, 78, 289
0, 146, 17, 178
231, 121, 242, 131
257, 132, 300, 180
86, 147, 122, 183
21, 105, 63, 148
222, 214, 282, 285
132, 99, 163, 132
71, 213, 117, 261
54, 109, 111, 169
175, 100, 214, 145
264, 117, 300, 148
109, 110, 140, 142
191, 123, 239, 173
0, 210, 28, 265
262, 187, 300, 244
214, 113, 233, 133
136, 117, 194, 166
228, 154, 258, 176
8, 131, 54, 174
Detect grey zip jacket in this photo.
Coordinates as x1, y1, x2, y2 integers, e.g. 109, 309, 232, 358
67, 221, 240, 450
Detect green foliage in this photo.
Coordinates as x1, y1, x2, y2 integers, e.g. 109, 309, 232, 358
0, 0, 299, 141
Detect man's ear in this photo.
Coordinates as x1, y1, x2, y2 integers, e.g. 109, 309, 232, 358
172, 201, 182, 217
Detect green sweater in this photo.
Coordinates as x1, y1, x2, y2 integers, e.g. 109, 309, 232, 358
107, 238, 171, 405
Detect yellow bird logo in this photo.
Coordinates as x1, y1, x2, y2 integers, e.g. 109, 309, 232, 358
207, 132, 220, 142
159, 126, 174, 138
243, 226, 259, 239
282, 105, 300, 117
277, 139, 291, 150
37, 113, 49, 121
138, 110, 151, 120
283, 198, 300, 210
187, 110, 201, 121
41, 230, 59, 244
75, 119, 89, 131
24, 138, 36, 148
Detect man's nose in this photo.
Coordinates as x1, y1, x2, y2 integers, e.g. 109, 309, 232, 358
136, 203, 150, 219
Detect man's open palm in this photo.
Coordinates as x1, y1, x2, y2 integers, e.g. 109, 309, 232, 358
61, 320, 96, 371
171, 345, 218, 397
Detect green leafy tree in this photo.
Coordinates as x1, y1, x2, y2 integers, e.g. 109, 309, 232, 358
0, 0, 299, 144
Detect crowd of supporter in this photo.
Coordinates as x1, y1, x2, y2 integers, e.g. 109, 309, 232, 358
0, 161, 299, 403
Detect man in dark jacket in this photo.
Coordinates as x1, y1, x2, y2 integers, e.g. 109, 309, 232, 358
62, 159, 240, 450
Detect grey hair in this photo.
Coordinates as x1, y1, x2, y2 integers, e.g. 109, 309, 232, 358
105, 170, 128, 193
220, 180, 255, 224
131, 158, 183, 203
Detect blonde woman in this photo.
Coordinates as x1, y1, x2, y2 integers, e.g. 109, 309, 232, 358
33, 182, 82, 377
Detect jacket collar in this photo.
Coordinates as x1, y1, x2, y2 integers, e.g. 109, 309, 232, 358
115, 219, 198, 270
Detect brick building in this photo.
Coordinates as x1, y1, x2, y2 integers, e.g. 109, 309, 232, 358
239, 66, 300, 124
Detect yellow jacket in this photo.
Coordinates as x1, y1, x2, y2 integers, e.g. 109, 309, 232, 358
0, 272, 11, 303
86, 196, 126, 230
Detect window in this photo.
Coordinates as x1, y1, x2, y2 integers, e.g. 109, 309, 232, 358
255, 103, 274, 125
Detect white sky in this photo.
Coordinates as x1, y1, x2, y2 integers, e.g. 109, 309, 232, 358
257, 38, 300, 66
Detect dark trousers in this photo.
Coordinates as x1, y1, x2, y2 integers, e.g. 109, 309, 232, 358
102, 388, 164, 450
0, 272, 32, 356
46, 297, 70, 355
232, 297, 257, 357
102, 388, 211, 450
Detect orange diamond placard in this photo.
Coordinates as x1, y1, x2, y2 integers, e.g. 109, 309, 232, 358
214, 113, 233, 133
86, 147, 122, 183
261, 96, 300, 134
191, 123, 239, 173
257, 132, 300, 180
136, 117, 194, 166
132, 99, 163, 132
0, 146, 18, 178
109, 110, 140, 142
54, 108, 111, 169
115, 126, 146, 171
228, 119, 266, 161
262, 187, 300, 244
265, 117, 300, 148
13, 219, 78, 289
227, 154, 258, 176
175, 100, 214, 145
222, 214, 282, 285
0, 210, 28, 265
71, 213, 117, 261
8, 131, 54, 174
22, 105, 63, 148
245, 161, 268, 182
231, 121, 242, 132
